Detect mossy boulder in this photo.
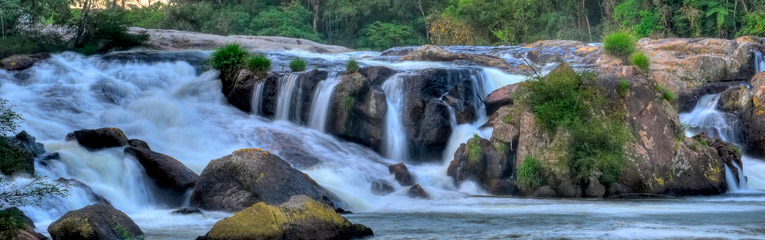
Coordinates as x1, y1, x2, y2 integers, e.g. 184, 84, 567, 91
198, 195, 372, 240
191, 148, 336, 212
0, 131, 45, 176
47, 204, 144, 240
330, 72, 387, 151
0, 207, 46, 240
447, 135, 515, 194
65, 128, 129, 151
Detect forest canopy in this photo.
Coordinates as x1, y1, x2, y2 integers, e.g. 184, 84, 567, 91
1, 0, 764, 55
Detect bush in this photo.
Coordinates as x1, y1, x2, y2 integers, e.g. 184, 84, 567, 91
656, 85, 677, 103
0, 34, 69, 59
346, 58, 360, 74
631, 52, 650, 71
122, 3, 166, 29
289, 58, 307, 72
739, 10, 765, 37
245, 55, 271, 75
252, 3, 322, 41
517, 156, 544, 192
603, 32, 636, 58
209, 44, 249, 73
358, 21, 425, 50
527, 66, 595, 132
568, 117, 631, 184
467, 134, 482, 167
619, 78, 629, 97
73, 9, 149, 54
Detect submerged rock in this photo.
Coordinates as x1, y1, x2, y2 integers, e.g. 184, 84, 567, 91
388, 163, 414, 187
0, 207, 46, 240
124, 146, 199, 206
197, 195, 372, 240
127, 139, 151, 150
65, 128, 129, 151
407, 184, 429, 199
48, 204, 144, 240
172, 208, 203, 215
0, 131, 45, 176
191, 148, 336, 212
370, 179, 394, 196
400, 45, 514, 72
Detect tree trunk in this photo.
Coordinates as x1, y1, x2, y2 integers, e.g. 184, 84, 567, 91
414, 0, 430, 41
311, 0, 319, 31
583, 0, 592, 42
75, 0, 92, 48
122, 0, 125, 9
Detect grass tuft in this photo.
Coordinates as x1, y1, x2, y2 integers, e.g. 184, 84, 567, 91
603, 32, 636, 59
346, 58, 360, 74
246, 55, 272, 76
467, 134, 482, 167
289, 58, 307, 72
209, 44, 249, 73
517, 156, 544, 192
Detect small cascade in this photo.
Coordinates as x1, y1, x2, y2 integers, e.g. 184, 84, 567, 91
251, 81, 265, 114
381, 74, 410, 162
680, 93, 748, 191
756, 51, 764, 73
275, 73, 305, 122
308, 73, 341, 132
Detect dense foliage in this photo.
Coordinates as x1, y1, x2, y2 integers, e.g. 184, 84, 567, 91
208, 44, 249, 73
246, 55, 272, 76
517, 156, 544, 192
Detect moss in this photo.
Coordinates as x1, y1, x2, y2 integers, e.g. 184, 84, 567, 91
731, 145, 742, 156
655, 85, 677, 103
341, 96, 356, 111
494, 142, 508, 153
501, 113, 513, 124
0, 208, 25, 239
53, 217, 95, 239
114, 224, 144, 240
517, 156, 544, 192
467, 134, 482, 167
0, 138, 34, 175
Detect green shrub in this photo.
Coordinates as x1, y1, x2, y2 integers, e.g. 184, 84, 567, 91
655, 85, 677, 103
619, 78, 630, 97
603, 32, 636, 58
517, 156, 544, 192
358, 21, 425, 50
73, 9, 149, 54
346, 58, 360, 74
289, 58, 307, 72
631, 52, 650, 71
527, 66, 596, 132
246, 55, 271, 75
209, 44, 249, 73
467, 134, 482, 167
123, 3, 166, 29
731, 145, 742, 156
568, 117, 631, 184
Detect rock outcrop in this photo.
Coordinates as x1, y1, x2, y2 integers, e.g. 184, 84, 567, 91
330, 71, 389, 150
124, 146, 199, 206
222, 69, 279, 113
0, 131, 45, 176
400, 45, 515, 72
191, 149, 336, 212
717, 72, 765, 157
48, 204, 144, 240
65, 128, 129, 151
197, 195, 372, 240
0, 207, 46, 240
0, 53, 51, 71
447, 135, 515, 194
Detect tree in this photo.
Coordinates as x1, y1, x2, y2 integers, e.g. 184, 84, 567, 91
0, 176, 68, 209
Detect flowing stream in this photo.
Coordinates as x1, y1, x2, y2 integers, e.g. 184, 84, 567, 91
1, 49, 764, 239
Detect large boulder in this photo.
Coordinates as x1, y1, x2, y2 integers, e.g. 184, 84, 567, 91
485, 84, 519, 116
65, 128, 129, 151
0, 53, 50, 71
0, 131, 45, 176
330, 72, 387, 151
739, 73, 765, 157
47, 204, 144, 240
197, 195, 372, 240
0, 207, 46, 240
223, 69, 279, 113
124, 146, 199, 206
447, 135, 514, 194
191, 148, 336, 212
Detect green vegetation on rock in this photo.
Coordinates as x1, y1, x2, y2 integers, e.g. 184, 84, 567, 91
656, 85, 677, 103
467, 134, 482, 167
0, 208, 25, 239
604, 32, 636, 59
619, 78, 630, 97
246, 55, 272, 76
517, 156, 544, 192
209, 44, 249, 74
631, 52, 650, 71
346, 58, 360, 74
289, 58, 307, 72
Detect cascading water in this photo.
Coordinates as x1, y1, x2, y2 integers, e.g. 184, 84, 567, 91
381, 74, 410, 162
275, 73, 304, 122
756, 51, 764, 73
251, 81, 265, 114
307, 73, 340, 132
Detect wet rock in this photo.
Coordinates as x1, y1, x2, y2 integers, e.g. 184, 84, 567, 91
740, 73, 765, 157
531, 186, 558, 198
191, 149, 336, 212
0, 207, 46, 240
717, 85, 748, 113
584, 177, 606, 198
607, 183, 631, 198
0, 131, 45, 175
400, 45, 514, 72
172, 208, 203, 215
48, 204, 144, 240
330, 73, 386, 150
254, 129, 321, 169
678, 82, 741, 112
447, 136, 513, 194
388, 163, 414, 187
334, 208, 353, 214
127, 139, 151, 150
223, 69, 279, 113
0, 53, 50, 71
370, 179, 394, 196
556, 181, 581, 198
359, 66, 397, 87
261, 73, 280, 116
65, 128, 129, 151
485, 84, 519, 116
124, 146, 199, 206
197, 195, 372, 240
56, 178, 111, 205
407, 184, 429, 199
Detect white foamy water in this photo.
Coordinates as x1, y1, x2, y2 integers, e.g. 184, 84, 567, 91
381, 74, 409, 162
1, 49, 764, 239
307, 72, 340, 132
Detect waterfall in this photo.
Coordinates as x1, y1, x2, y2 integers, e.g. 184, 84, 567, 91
756, 51, 764, 73
308, 73, 341, 132
381, 74, 410, 162
275, 73, 304, 122
251, 81, 265, 114
679, 93, 750, 192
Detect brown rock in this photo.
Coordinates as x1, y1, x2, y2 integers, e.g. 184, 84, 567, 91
0, 53, 50, 71
48, 204, 144, 240
125, 146, 199, 205
407, 184, 429, 199
65, 128, 129, 151
388, 163, 414, 187
485, 83, 520, 116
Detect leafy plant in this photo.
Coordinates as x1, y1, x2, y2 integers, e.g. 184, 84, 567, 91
289, 58, 307, 72
245, 54, 271, 75
517, 156, 544, 192
359, 21, 425, 50
631, 52, 650, 71
209, 44, 249, 73
346, 58, 360, 74
0, 176, 68, 209
467, 134, 482, 167
603, 32, 636, 59
619, 78, 630, 97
